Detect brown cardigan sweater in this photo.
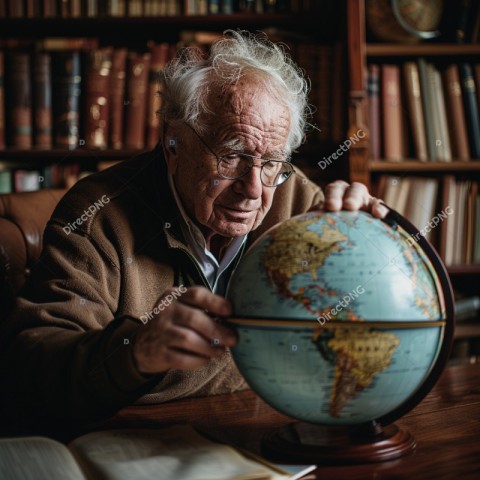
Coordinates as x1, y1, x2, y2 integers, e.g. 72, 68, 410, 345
0, 146, 323, 430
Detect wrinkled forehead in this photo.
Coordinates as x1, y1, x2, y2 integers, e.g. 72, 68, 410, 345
201, 75, 291, 141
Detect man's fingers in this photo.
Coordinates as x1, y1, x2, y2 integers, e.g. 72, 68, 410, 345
180, 286, 232, 317
174, 304, 237, 347
324, 180, 350, 211
342, 182, 370, 211
369, 197, 389, 218
169, 325, 227, 358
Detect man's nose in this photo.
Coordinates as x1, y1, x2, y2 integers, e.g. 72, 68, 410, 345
232, 164, 263, 198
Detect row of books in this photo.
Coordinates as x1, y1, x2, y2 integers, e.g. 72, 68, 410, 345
0, 159, 119, 192
0, 36, 344, 151
367, 60, 480, 162
0, 41, 173, 151
0, 0, 317, 18
0, 163, 89, 192
377, 175, 480, 267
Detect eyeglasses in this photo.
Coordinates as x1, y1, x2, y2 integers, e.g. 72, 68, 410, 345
184, 123, 295, 187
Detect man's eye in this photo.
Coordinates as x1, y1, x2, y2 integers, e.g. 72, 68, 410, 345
223, 154, 242, 164
262, 161, 281, 172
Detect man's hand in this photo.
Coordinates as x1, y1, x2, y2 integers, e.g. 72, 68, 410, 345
322, 180, 388, 218
133, 286, 237, 374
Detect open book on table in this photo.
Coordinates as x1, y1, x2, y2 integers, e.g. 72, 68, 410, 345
0, 424, 316, 480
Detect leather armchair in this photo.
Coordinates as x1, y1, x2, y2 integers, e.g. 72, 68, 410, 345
0, 189, 66, 316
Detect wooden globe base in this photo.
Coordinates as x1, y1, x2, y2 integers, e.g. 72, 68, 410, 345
262, 421, 416, 464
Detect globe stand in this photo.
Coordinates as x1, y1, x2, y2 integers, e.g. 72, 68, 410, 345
262, 421, 416, 464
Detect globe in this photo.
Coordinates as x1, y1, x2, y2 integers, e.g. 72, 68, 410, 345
226, 210, 453, 462
366, 0, 443, 43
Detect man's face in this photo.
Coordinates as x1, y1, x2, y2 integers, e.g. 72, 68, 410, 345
166, 78, 290, 239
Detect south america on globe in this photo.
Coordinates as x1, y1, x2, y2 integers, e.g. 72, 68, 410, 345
226, 210, 449, 426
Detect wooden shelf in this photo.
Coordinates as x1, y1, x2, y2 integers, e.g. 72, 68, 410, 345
366, 43, 480, 57
0, 14, 333, 40
447, 265, 480, 275
0, 148, 146, 161
454, 323, 480, 340
369, 160, 480, 172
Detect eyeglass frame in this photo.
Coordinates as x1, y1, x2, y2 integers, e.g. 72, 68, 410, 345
183, 122, 295, 187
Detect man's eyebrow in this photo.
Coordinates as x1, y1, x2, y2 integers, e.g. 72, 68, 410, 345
221, 139, 288, 159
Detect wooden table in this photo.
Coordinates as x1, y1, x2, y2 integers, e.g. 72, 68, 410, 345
105, 363, 480, 480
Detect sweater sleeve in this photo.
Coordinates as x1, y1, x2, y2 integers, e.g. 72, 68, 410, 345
0, 220, 162, 431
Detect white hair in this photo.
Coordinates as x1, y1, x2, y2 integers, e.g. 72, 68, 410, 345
159, 30, 311, 153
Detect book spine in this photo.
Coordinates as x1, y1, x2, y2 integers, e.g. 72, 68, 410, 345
109, 48, 127, 149
426, 63, 445, 161
330, 42, 345, 143
209, 0, 220, 13
8, 0, 24, 17
443, 64, 470, 160
25, 0, 39, 17
6, 52, 32, 148
316, 44, 332, 142
43, 0, 57, 17
381, 64, 403, 161
0, 51, 4, 149
71, 0, 82, 17
432, 67, 452, 161
52, 51, 81, 149
460, 62, 480, 159
124, 52, 151, 149
403, 62, 428, 161
221, 0, 233, 14
32, 52, 53, 148
86, 0, 98, 16
84, 48, 113, 149
417, 58, 436, 160
146, 43, 170, 149
367, 64, 380, 160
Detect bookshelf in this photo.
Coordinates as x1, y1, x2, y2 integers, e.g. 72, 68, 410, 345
346, 0, 480, 362
0, 3, 347, 191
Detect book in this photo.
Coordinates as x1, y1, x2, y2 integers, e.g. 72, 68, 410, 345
443, 64, 470, 161
84, 48, 113, 149
7, 0, 24, 17
403, 62, 428, 161
459, 62, 480, 159
5, 52, 32, 148
316, 44, 332, 143
432, 66, 452, 161
453, 179, 470, 265
32, 52, 53, 149
109, 48, 128, 150
0, 169, 11, 193
475, 193, 480, 263
404, 177, 439, 243
124, 52, 151, 149
52, 51, 82, 149
146, 42, 170, 149
426, 63, 447, 161
0, 51, 4, 149
465, 181, 478, 263
440, 175, 457, 266
418, 58, 436, 160
381, 64, 403, 161
0, 425, 316, 480
367, 64, 380, 160
330, 42, 345, 143
13, 169, 41, 192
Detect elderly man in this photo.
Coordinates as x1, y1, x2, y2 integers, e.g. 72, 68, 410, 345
0, 31, 387, 429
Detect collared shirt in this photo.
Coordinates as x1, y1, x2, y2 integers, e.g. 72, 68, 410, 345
168, 175, 247, 296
